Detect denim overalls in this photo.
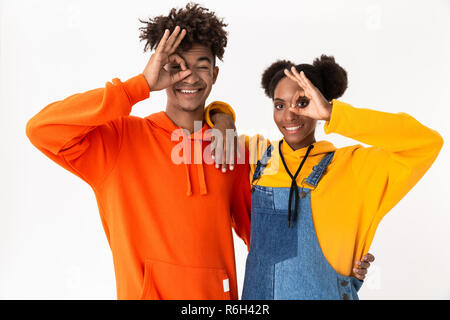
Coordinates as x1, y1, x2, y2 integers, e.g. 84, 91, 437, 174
242, 143, 363, 300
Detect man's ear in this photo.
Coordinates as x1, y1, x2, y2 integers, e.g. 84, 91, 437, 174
212, 66, 219, 84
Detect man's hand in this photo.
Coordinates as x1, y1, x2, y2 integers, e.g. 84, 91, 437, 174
210, 112, 237, 172
353, 253, 375, 280
142, 26, 192, 91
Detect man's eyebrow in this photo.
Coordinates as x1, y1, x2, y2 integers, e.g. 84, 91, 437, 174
197, 56, 212, 64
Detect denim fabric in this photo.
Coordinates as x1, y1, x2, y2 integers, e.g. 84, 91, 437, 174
242, 149, 363, 300
252, 144, 274, 183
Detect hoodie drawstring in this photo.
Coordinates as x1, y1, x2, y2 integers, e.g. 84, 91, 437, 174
183, 133, 208, 197
182, 133, 193, 196
196, 138, 207, 195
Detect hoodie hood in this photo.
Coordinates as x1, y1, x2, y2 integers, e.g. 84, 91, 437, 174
280, 139, 337, 158
145, 111, 211, 196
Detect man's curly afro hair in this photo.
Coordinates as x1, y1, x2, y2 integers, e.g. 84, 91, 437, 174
139, 2, 228, 61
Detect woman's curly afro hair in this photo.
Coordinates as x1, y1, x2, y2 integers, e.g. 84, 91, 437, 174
261, 55, 348, 101
139, 2, 228, 61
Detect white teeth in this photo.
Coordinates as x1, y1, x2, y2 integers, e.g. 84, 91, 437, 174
285, 124, 303, 131
180, 89, 199, 94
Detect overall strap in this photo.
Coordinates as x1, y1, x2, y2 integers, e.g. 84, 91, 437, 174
251, 144, 274, 184
304, 151, 335, 188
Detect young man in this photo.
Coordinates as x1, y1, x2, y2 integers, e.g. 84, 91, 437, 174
26, 3, 372, 300
26, 4, 250, 300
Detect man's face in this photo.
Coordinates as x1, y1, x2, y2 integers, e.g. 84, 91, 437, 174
166, 43, 219, 112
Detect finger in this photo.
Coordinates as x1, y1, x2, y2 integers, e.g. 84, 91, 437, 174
354, 267, 368, 276
284, 69, 301, 86
155, 29, 170, 53
353, 270, 366, 280
170, 28, 187, 53
169, 53, 187, 70
286, 91, 307, 116
227, 130, 236, 171
290, 66, 303, 81
290, 67, 309, 92
300, 70, 319, 92
355, 261, 370, 269
164, 26, 181, 52
231, 134, 238, 171
221, 145, 227, 173
288, 108, 306, 117
214, 133, 223, 169
211, 136, 216, 160
290, 90, 302, 108
219, 140, 227, 172
284, 69, 307, 92
236, 136, 242, 162
170, 69, 192, 84
363, 253, 375, 263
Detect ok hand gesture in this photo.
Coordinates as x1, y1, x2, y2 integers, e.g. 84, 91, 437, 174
284, 67, 333, 121
143, 26, 192, 91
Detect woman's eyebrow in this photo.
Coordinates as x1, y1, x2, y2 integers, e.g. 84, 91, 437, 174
274, 97, 285, 102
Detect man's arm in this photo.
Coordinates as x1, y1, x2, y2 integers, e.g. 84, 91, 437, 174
26, 26, 190, 187
26, 75, 149, 187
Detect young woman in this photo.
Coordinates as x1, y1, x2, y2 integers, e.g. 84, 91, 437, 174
207, 55, 443, 300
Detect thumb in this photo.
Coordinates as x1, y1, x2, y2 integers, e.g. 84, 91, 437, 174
287, 105, 307, 117
170, 69, 192, 84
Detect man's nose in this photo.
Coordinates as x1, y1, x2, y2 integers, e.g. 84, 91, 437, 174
181, 69, 200, 84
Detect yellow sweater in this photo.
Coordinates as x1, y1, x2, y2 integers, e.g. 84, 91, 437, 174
205, 99, 443, 276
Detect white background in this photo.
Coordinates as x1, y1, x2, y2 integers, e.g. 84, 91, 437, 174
1, 0, 449, 299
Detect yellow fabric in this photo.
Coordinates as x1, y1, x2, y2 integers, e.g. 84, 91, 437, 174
206, 99, 443, 277
204, 101, 236, 127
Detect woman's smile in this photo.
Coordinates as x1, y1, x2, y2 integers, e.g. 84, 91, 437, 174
283, 123, 305, 134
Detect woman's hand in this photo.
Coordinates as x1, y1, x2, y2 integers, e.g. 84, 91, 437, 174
142, 26, 192, 92
353, 253, 375, 280
284, 67, 333, 121
210, 112, 237, 172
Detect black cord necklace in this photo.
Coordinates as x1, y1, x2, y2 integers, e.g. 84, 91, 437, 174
278, 140, 314, 228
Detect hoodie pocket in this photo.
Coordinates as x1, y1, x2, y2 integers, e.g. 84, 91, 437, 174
139, 259, 231, 300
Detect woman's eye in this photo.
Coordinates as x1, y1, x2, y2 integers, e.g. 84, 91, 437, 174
170, 65, 181, 70
274, 104, 284, 110
296, 98, 309, 108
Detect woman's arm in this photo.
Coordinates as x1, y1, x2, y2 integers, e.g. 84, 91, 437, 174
325, 99, 443, 256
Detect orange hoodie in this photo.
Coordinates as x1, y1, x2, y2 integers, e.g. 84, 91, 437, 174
25, 74, 251, 300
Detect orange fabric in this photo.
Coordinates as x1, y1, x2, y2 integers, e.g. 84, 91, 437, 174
26, 74, 251, 300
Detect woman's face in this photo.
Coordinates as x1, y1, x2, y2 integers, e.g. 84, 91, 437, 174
273, 77, 317, 150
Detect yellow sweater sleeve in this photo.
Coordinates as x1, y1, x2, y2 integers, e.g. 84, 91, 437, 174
324, 100, 443, 261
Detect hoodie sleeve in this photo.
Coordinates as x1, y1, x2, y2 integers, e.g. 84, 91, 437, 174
25, 74, 150, 188
324, 99, 444, 255
230, 149, 252, 251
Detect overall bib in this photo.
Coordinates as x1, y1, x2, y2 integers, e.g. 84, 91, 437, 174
242, 144, 363, 300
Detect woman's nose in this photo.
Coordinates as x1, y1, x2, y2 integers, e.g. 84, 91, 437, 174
284, 106, 298, 121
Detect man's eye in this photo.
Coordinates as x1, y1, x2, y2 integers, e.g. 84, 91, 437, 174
197, 66, 210, 70
170, 65, 181, 70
